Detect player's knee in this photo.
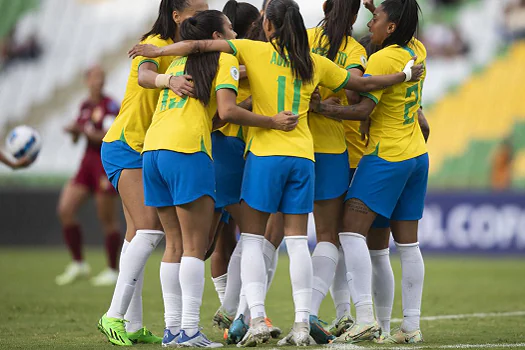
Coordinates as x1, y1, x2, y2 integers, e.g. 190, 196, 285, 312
57, 204, 75, 224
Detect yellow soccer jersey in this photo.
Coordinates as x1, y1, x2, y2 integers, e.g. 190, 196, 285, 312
217, 79, 250, 140
361, 38, 427, 162
227, 39, 350, 161
307, 27, 368, 164
143, 53, 240, 157
103, 35, 175, 153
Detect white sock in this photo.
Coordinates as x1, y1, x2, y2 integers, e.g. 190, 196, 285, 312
222, 238, 242, 316
270, 244, 279, 287
241, 233, 266, 319
120, 241, 146, 333
285, 236, 313, 323
235, 287, 249, 319
396, 242, 424, 332
370, 248, 394, 334
212, 273, 228, 305
263, 239, 279, 290
339, 232, 374, 324
330, 247, 352, 319
311, 242, 338, 317
160, 262, 182, 335
107, 230, 164, 319
180, 257, 205, 338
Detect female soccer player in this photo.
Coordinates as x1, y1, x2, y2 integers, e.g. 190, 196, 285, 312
55, 66, 122, 287
97, 0, 206, 346
311, 0, 428, 344
129, 0, 421, 345
143, 10, 297, 347
305, 0, 368, 344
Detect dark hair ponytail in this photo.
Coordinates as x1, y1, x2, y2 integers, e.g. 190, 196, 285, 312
180, 10, 226, 105
142, 0, 189, 41
381, 0, 421, 48
317, 0, 361, 61
266, 0, 313, 83
222, 0, 260, 39
358, 34, 380, 57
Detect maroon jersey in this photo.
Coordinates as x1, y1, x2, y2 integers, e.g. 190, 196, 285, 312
76, 96, 120, 153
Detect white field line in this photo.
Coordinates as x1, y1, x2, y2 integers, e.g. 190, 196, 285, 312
391, 310, 525, 323
321, 343, 525, 349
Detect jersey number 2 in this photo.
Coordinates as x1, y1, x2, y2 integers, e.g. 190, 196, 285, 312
404, 82, 420, 125
277, 76, 302, 115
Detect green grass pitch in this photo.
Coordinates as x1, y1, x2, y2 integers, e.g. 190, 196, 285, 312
1, 248, 524, 349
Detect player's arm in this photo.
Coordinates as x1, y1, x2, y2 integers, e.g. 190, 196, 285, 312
129, 40, 235, 59
238, 96, 252, 111
311, 94, 376, 121
137, 62, 195, 98
345, 68, 364, 105
363, 0, 376, 14
343, 57, 423, 92
0, 151, 32, 169
418, 108, 430, 142
216, 88, 298, 131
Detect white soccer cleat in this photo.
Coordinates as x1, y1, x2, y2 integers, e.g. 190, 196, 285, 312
177, 330, 223, 348
55, 261, 90, 286
277, 322, 312, 347
91, 268, 118, 286
237, 317, 270, 347
332, 321, 381, 344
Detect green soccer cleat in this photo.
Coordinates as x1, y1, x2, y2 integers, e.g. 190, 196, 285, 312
328, 314, 355, 337
379, 328, 423, 344
331, 321, 381, 344
97, 313, 132, 346
212, 307, 233, 330
127, 327, 163, 344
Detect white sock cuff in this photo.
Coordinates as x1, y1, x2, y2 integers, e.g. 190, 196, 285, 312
340, 232, 366, 241
136, 229, 165, 236
312, 242, 339, 265
369, 248, 390, 257
136, 230, 165, 246
284, 235, 308, 242
313, 276, 329, 293
122, 240, 130, 254
212, 273, 228, 283
404, 308, 421, 317
263, 238, 277, 258
181, 256, 204, 264
242, 233, 264, 241
395, 241, 419, 248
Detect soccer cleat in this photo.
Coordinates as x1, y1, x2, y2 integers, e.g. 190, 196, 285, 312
213, 307, 234, 330
127, 327, 162, 344
91, 268, 118, 286
265, 317, 282, 339
97, 313, 133, 346
309, 315, 335, 344
328, 314, 355, 337
277, 322, 311, 346
162, 328, 179, 347
379, 328, 423, 344
237, 317, 270, 347
331, 321, 381, 344
177, 330, 223, 348
55, 261, 90, 285
227, 315, 249, 344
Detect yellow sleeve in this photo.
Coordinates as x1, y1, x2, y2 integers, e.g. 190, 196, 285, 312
345, 42, 368, 71
137, 36, 168, 71
215, 53, 240, 94
226, 39, 254, 65
315, 54, 351, 93
360, 51, 394, 104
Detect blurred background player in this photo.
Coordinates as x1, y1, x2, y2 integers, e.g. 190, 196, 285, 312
55, 66, 121, 287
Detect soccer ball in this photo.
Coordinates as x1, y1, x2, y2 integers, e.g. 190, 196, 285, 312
5, 125, 42, 161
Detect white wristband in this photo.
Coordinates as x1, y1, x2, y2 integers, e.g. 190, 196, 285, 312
403, 59, 415, 82
155, 74, 172, 88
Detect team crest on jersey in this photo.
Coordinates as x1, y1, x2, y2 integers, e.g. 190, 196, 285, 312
360, 55, 368, 68
230, 67, 240, 81
92, 106, 104, 123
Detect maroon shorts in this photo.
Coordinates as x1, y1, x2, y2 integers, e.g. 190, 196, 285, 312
73, 150, 117, 195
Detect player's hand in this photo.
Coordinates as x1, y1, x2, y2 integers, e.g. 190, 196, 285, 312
403, 56, 424, 82
363, 0, 376, 13
272, 111, 299, 132
128, 44, 161, 59
309, 90, 321, 112
64, 123, 82, 135
9, 156, 33, 170
324, 96, 341, 106
360, 118, 371, 147
169, 75, 195, 98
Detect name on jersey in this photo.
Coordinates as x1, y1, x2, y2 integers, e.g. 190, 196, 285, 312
169, 56, 188, 69
270, 52, 291, 68
311, 47, 349, 67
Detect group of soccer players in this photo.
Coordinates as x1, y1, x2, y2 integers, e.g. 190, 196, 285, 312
96, 0, 429, 347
